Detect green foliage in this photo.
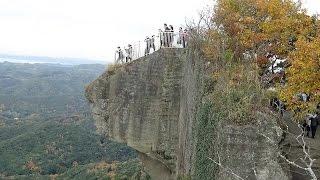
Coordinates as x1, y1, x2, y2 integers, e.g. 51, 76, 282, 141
0, 62, 138, 178
2, 160, 146, 180
177, 175, 192, 180
210, 62, 268, 125
57, 159, 146, 180
194, 58, 270, 179
0, 62, 106, 122
194, 102, 217, 180
0, 112, 136, 177
223, 49, 234, 62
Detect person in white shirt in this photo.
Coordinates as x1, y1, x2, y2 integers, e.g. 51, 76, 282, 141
115, 47, 124, 64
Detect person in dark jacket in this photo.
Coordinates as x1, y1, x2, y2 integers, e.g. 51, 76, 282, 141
164, 23, 171, 47
303, 115, 311, 137
310, 114, 319, 138
169, 25, 174, 47
150, 35, 156, 52
144, 37, 151, 56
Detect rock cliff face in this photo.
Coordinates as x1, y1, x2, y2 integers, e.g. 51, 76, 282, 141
86, 49, 191, 179
86, 48, 290, 179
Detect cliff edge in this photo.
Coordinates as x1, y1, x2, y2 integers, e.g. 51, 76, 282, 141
86, 48, 290, 180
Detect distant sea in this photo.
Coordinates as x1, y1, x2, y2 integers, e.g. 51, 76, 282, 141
0, 54, 107, 65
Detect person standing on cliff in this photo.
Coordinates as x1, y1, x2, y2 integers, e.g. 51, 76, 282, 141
125, 44, 133, 62
310, 113, 319, 139
182, 29, 188, 48
150, 35, 156, 52
178, 27, 183, 45
144, 37, 151, 56
169, 25, 174, 47
159, 29, 164, 48
164, 23, 170, 47
128, 44, 133, 61
115, 47, 124, 64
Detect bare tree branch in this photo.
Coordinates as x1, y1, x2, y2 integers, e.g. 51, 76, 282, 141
208, 154, 245, 180
259, 123, 318, 180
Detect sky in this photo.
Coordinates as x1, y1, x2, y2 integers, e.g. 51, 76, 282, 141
0, 0, 319, 63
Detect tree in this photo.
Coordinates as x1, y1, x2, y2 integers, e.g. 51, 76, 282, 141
204, 0, 320, 115
280, 35, 320, 115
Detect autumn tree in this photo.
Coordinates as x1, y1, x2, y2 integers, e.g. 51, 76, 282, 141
203, 0, 320, 115
210, 0, 308, 57
280, 35, 320, 115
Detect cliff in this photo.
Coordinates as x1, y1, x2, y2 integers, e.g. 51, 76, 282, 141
86, 48, 291, 179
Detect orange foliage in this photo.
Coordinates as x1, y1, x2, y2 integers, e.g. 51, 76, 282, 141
280, 36, 320, 114
204, 0, 320, 114
212, 0, 307, 56
256, 55, 269, 68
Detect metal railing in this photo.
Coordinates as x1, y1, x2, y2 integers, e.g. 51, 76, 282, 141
115, 32, 188, 64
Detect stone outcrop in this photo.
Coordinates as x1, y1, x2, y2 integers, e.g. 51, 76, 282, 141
86, 48, 291, 179
86, 49, 189, 179
215, 112, 289, 180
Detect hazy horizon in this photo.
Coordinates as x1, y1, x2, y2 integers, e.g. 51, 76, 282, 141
0, 54, 106, 65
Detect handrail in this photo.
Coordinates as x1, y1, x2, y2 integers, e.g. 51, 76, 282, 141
114, 31, 188, 64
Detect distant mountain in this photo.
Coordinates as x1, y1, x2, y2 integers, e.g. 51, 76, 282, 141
0, 62, 139, 178
0, 62, 107, 119
0, 54, 107, 65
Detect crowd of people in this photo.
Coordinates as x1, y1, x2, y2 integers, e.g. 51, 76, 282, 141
115, 45, 133, 64
158, 24, 188, 49
115, 23, 189, 64
144, 35, 156, 56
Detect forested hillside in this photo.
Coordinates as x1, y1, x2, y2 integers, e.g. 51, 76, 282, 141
0, 62, 105, 121
0, 62, 141, 179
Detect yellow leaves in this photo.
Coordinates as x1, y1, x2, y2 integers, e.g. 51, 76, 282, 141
206, 0, 320, 116
213, 0, 313, 57
280, 36, 320, 115
203, 29, 228, 62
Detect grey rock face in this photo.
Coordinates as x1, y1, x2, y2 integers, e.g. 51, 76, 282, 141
86, 49, 188, 179
86, 48, 290, 180
215, 112, 289, 180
